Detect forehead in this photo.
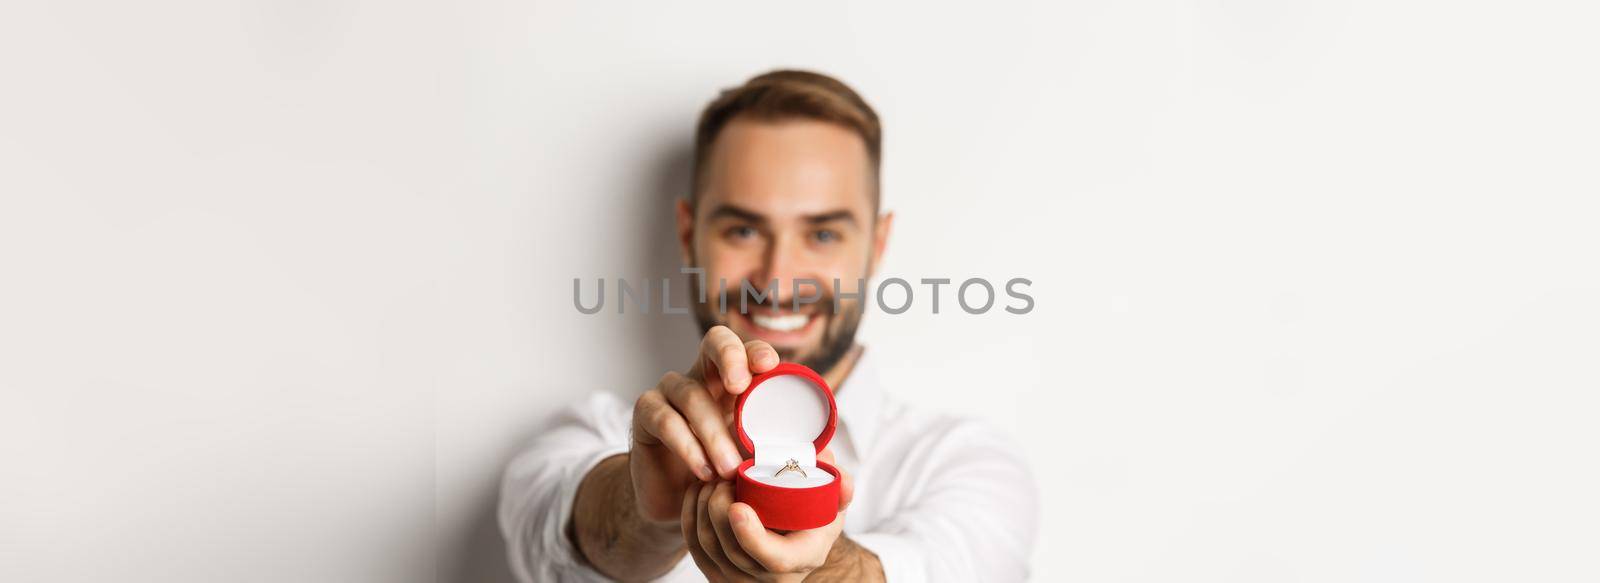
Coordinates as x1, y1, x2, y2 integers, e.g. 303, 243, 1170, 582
699, 118, 874, 220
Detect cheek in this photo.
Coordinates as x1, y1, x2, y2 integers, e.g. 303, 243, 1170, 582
818, 253, 872, 290
699, 251, 758, 287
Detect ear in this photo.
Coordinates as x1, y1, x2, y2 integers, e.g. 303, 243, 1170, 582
676, 197, 696, 267
869, 210, 894, 277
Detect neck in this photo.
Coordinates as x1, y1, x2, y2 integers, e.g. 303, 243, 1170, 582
820, 344, 864, 395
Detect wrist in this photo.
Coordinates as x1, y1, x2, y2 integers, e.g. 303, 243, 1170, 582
621, 467, 682, 541
573, 454, 687, 579
804, 535, 884, 582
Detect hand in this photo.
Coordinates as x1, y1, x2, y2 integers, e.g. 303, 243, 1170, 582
681, 451, 855, 583
630, 325, 781, 522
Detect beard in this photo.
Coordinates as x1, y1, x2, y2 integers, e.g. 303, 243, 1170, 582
688, 271, 865, 377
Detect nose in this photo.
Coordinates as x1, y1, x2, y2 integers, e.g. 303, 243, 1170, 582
753, 233, 818, 304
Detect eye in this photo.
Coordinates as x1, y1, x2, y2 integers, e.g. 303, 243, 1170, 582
813, 229, 841, 243
726, 225, 759, 240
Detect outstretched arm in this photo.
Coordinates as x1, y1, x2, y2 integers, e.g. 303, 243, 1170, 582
570, 453, 685, 581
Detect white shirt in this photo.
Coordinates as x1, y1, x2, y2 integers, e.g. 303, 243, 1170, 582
499, 349, 1038, 582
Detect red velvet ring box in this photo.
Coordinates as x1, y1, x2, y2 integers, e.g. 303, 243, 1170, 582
733, 363, 841, 532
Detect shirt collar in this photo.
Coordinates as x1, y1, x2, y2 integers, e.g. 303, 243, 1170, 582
833, 346, 884, 458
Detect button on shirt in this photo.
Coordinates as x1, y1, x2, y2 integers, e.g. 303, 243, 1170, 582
499, 349, 1038, 582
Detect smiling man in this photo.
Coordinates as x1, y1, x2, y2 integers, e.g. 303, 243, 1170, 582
500, 71, 1038, 582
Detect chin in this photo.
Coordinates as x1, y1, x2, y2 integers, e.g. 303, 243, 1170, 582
736, 329, 821, 361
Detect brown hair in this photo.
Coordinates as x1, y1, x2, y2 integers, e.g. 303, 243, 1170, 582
691, 70, 882, 204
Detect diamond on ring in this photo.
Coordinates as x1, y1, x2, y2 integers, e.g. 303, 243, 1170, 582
774, 458, 806, 478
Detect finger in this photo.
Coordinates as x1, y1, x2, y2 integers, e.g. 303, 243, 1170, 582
681, 483, 722, 580
708, 481, 763, 575
743, 339, 780, 374
764, 509, 851, 570
696, 480, 739, 575
680, 481, 700, 541
634, 387, 713, 482
659, 371, 744, 478
726, 503, 801, 573
697, 325, 751, 395
814, 450, 852, 511
838, 465, 854, 511
740, 505, 845, 574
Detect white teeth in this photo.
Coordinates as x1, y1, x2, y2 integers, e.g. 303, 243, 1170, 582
751, 313, 810, 332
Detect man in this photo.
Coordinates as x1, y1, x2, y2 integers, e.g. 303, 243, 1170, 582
501, 70, 1037, 582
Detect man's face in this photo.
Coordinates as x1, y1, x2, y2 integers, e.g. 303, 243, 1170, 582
677, 118, 891, 375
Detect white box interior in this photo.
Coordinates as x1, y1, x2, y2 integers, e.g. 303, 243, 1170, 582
740, 373, 836, 488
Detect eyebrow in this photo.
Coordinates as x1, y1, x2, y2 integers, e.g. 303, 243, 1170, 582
804, 210, 858, 226
707, 204, 767, 225
706, 204, 860, 227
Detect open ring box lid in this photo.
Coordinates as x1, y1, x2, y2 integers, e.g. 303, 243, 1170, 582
732, 363, 842, 531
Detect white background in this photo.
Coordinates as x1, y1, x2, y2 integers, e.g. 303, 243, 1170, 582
3, 1, 1598, 582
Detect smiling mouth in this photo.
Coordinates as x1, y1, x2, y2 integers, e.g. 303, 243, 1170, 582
750, 312, 814, 332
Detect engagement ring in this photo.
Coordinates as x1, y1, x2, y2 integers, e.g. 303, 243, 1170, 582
774, 458, 806, 478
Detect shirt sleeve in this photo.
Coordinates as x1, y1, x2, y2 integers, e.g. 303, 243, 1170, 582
498, 391, 632, 583
850, 420, 1039, 583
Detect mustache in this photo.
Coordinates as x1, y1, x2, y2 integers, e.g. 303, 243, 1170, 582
701, 280, 842, 314
685, 274, 872, 316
